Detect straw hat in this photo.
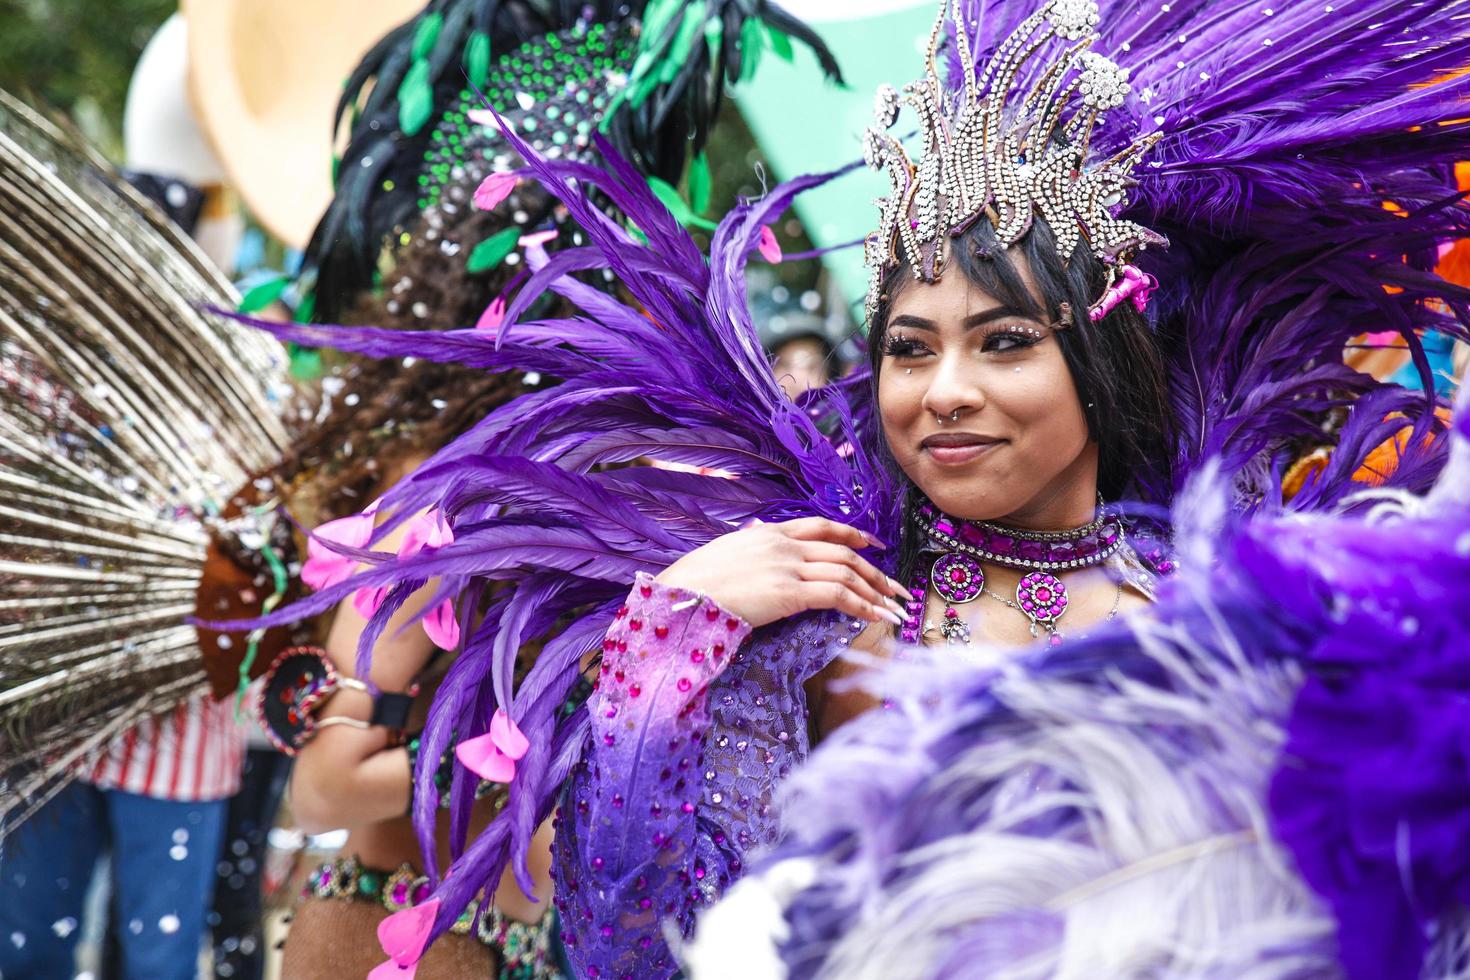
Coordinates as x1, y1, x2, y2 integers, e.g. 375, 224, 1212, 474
180, 0, 424, 248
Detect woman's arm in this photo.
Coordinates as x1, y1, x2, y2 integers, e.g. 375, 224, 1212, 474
289, 466, 446, 833
548, 518, 904, 976
552, 572, 753, 977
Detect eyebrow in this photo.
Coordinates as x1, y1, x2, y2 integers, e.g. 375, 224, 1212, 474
886, 306, 1037, 332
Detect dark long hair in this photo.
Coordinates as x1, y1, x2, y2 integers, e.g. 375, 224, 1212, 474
867, 215, 1175, 590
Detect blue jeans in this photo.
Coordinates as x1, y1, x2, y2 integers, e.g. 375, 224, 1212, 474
0, 781, 226, 980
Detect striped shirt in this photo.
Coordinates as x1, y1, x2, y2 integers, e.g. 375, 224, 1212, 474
79, 693, 246, 802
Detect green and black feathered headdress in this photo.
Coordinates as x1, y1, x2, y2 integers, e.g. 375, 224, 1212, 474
299, 0, 842, 324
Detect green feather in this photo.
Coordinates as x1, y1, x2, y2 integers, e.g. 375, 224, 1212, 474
641, 0, 684, 50
648, 176, 694, 223
237, 275, 288, 314
767, 24, 794, 62
660, 1, 706, 83
599, 89, 629, 130
624, 0, 682, 105
411, 12, 443, 61
648, 176, 718, 231
464, 30, 491, 88
740, 18, 767, 82
689, 152, 711, 215
628, 71, 662, 109
398, 59, 434, 136
293, 291, 316, 324
466, 226, 523, 273
704, 17, 724, 70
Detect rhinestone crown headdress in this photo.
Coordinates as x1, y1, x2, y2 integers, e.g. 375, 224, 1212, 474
863, 0, 1167, 323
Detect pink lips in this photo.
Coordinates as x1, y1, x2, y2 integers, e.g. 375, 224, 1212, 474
921, 433, 1005, 466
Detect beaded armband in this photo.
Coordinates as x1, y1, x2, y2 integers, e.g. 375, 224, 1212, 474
257, 646, 419, 756
303, 855, 562, 971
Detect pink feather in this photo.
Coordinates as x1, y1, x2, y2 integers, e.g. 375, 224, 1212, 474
472, 172, 518, 212
758, 225, 783, 263
377, 899, 439, 966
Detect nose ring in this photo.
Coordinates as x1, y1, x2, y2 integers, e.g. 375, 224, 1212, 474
934, 409, 960, 424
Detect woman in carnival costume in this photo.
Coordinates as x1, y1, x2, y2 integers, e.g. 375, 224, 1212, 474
227, 0, 1470, 974
248, 1, 840, 977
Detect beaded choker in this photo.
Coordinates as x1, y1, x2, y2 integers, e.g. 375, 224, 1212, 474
903, 500, 1124, 646
913, 500, 1122, 572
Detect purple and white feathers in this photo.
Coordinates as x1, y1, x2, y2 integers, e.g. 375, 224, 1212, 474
689, 405, 1470, 978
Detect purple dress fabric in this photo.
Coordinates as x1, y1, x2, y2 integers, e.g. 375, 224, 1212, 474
551, 572, 845, 979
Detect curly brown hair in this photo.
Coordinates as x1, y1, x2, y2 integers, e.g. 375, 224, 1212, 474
276, 189, 569, 527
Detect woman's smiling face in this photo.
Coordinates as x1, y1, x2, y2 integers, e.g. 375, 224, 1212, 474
876, 255, 1097, 524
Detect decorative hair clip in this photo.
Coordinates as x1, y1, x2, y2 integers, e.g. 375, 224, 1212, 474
863, 0, 1168, 325
1089, 263, 1158, 320
257, 646, 419, 756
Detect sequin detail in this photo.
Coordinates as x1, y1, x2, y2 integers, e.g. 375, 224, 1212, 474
553, 574, 843, 978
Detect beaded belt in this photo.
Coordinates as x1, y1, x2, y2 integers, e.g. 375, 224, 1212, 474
304, 855, 562, 979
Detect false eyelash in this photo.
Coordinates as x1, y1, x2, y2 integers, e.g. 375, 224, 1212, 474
881, 335, 926, 357
983, 320, 1046, 343
982, 327, 1044, 352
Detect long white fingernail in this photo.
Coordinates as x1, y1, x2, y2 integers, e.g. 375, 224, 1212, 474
878, 606, 905, 626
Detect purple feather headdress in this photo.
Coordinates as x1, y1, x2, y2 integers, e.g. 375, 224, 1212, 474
937, 0, 1470, 501
209, 0, 1470, 959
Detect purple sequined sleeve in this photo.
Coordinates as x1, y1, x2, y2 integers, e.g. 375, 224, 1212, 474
552, 573, 753, 978
552, 573, 848, 978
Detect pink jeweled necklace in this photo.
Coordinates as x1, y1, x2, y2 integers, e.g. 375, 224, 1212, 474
901, 498, 1124, 646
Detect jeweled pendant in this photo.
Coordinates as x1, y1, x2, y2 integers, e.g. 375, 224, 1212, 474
938, 606, 971, 645
931, 552, 983, 605
1016, 571, 1068, 628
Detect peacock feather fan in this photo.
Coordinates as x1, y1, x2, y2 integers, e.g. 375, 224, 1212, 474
0, 92, 291, 834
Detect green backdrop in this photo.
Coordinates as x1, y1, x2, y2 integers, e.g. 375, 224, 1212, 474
735, 1, 936, 315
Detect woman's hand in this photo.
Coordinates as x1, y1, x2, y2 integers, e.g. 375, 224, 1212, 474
655, 517, 909, 630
